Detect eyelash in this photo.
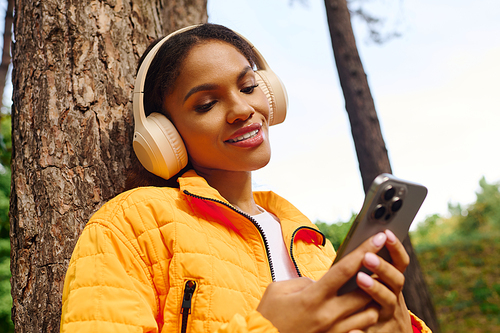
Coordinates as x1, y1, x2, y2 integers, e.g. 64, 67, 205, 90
241, 84, 259, 94
193, 84, 259, 112
194, 100, 217, 113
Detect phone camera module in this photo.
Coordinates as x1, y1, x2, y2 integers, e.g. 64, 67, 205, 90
383, 186, 396, 201
373, 204, 386, 220
391, 198, 403, 212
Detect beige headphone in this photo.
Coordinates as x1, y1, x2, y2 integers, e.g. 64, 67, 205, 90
133, 25, 288, 180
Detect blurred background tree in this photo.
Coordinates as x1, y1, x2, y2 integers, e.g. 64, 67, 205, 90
323, 0, 439, 328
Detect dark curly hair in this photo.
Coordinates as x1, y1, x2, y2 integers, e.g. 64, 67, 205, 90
140, 23, 257, 118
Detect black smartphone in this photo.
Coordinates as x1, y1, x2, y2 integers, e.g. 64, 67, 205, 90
332, 173, 427, 295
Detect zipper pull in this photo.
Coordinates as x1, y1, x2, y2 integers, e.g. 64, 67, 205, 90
181, 280, 196, 314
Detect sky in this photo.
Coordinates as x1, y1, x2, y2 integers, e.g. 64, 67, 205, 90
1, 0, 498, 229
207, 0, 500, 227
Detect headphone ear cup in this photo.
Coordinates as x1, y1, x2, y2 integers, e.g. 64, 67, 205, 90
255, 70, 287, 126
133, 112, 188, 180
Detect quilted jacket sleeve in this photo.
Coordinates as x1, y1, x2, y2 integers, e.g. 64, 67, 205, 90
60, 221, 159, 333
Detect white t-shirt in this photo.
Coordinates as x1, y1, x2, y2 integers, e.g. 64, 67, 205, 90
251, 209, 300, 281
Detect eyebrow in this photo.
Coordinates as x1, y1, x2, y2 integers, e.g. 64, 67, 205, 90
183, 66, 254, 103
183, 83, 218, 103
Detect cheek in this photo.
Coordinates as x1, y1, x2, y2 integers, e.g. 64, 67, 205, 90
176, 120, 220, 155
178, 127, 209, 152
257, 92, 271, 121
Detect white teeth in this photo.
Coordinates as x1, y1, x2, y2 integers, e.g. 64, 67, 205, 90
228, 129, 259, 143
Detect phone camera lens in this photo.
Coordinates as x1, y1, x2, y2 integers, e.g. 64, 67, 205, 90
373, 204, 386, 219
383, 186, 395, 201
391, 198, 403, 212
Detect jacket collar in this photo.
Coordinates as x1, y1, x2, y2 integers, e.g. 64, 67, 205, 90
178, 169, 229, 204
178, 170, 325, 247
178, 170, 306, 222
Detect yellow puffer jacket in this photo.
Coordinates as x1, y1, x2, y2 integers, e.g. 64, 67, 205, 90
60, 170, 431, 333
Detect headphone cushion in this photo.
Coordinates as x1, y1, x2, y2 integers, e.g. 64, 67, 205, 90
255, 70, 287, 126
133, 112, 188, 180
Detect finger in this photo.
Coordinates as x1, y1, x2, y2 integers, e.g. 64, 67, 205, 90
383, 229, 410, 273
363, 252, 405, 294
356, 272, 397, 319
326, 305, 379, 333
298, 286, 373, 330
329, 289, 373, 319
315, 232, 388, 296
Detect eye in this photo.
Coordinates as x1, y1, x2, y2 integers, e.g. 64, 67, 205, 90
240, 84, 259, 94
194, 100, 217, 113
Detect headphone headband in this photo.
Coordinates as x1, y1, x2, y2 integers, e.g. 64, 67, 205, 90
133, 25, 197, 123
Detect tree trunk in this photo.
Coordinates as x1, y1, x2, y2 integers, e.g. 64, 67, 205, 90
9, 1, 207, 332
323, 0, 440, 331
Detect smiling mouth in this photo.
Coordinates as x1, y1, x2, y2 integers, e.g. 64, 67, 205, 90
226, 129, 259, 143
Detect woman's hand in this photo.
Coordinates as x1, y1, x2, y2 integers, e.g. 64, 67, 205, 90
256, 232, 396, 333
356, 230, 412, 333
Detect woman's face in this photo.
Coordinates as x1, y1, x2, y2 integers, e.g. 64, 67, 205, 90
164, 40, 272, 175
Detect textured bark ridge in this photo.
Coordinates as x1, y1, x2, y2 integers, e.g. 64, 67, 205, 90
10, 0, 207, 331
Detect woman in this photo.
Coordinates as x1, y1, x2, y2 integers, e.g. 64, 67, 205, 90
60, 23, 431, 333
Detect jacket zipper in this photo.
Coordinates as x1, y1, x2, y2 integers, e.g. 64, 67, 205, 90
184, 190, 276, 281
180, 280, 197, 333
289, 226, 327, 277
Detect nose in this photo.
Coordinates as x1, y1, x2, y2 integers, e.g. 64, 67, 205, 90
226, 93, 254, 124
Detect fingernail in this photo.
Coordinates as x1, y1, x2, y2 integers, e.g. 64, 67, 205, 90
385, 229, 397, 244
372, 232, 387, 247
364, 252, 380, 268
357, 272, 374, 288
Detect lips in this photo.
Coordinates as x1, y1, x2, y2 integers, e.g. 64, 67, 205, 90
224, 123, 264, 148
225, 123, 262, 143
226, 129, 259, 143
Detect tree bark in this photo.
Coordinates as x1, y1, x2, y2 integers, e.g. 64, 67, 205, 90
10, 1, 207, 332
323, 0, 440, 331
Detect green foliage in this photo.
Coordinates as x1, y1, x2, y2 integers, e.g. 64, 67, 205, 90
0, 114, 12, 332
416, 237, 500, 332
411, 177, 500, 332
0, 168, 10, 239
412, 177, 500, 251
0, 115, 11, 168
0, 238, 13, 333
0, 115, 11, 239
457, 177, 500, 236
315, 213, 356, 250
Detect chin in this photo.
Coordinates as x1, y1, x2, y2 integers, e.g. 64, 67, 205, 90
249, 154, 271, 171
